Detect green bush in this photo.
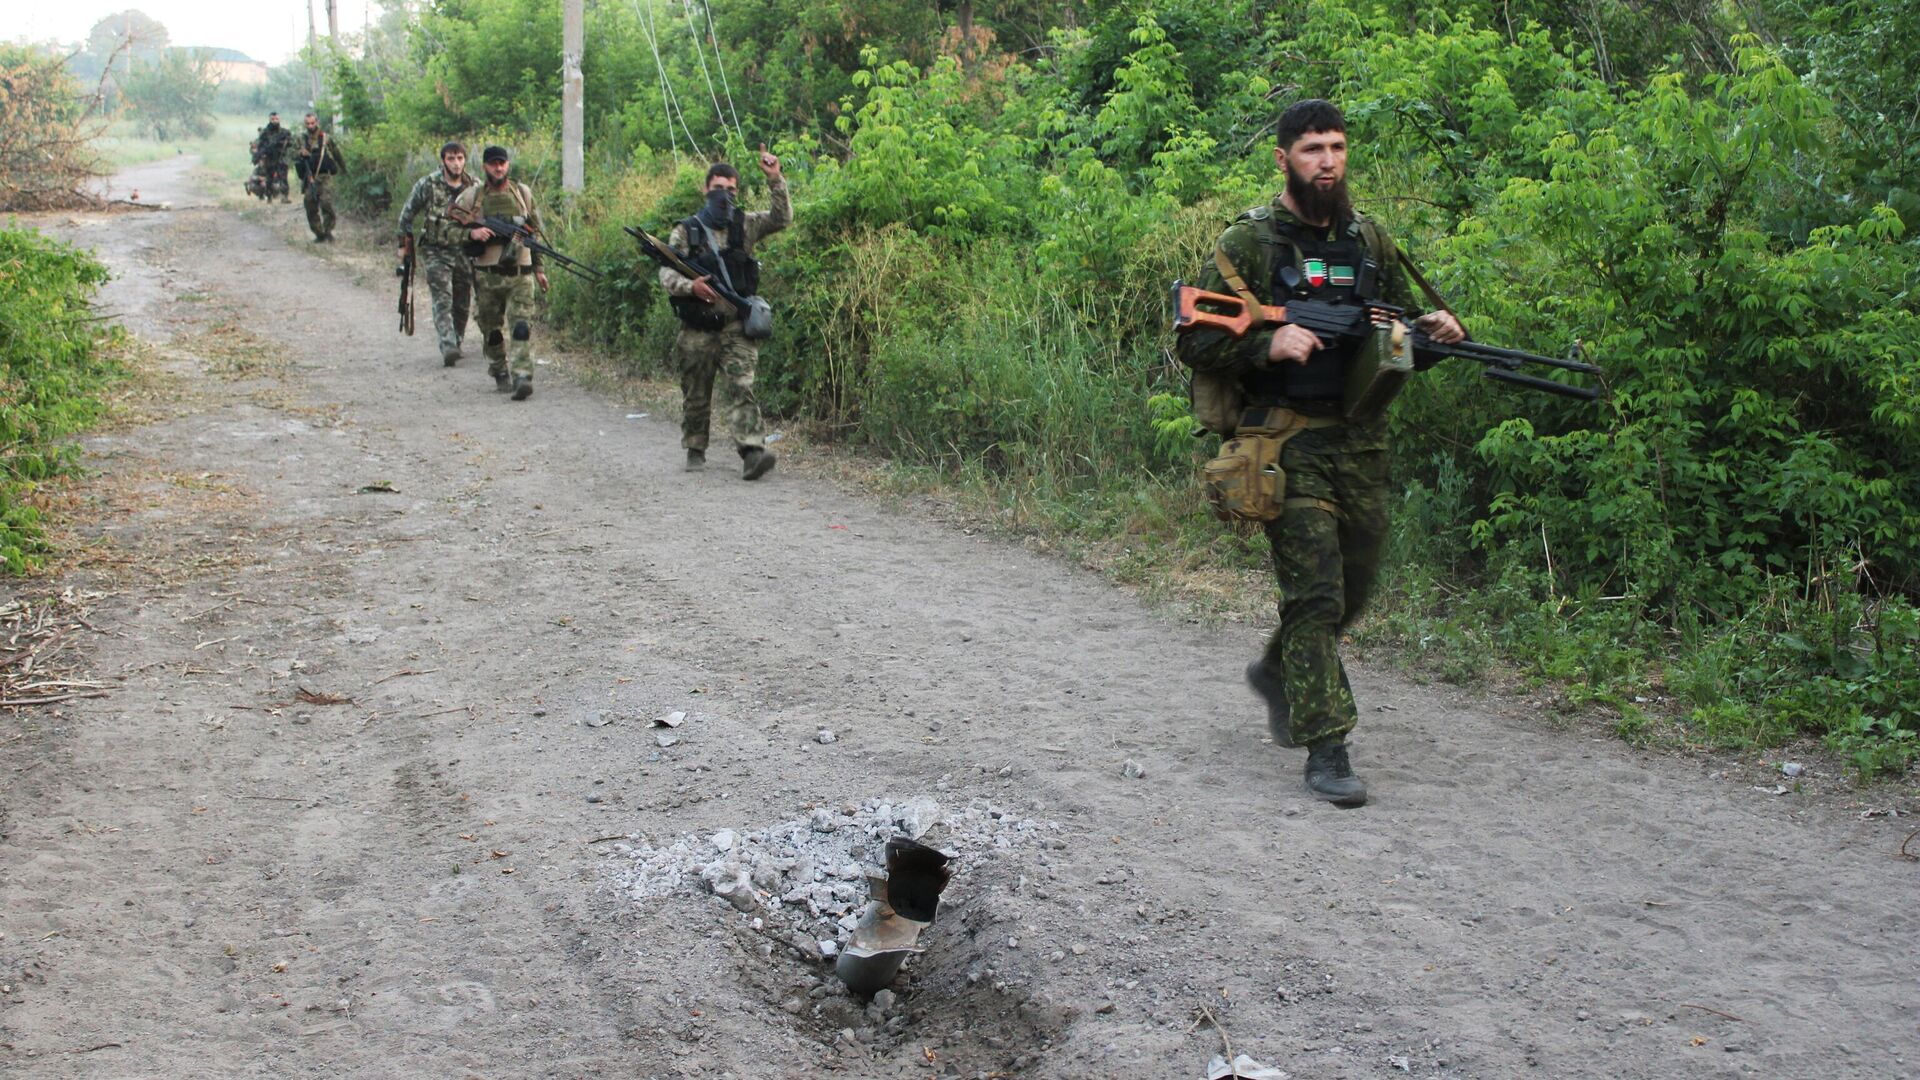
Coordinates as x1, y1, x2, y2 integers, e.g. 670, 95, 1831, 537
0, 227, 117, 573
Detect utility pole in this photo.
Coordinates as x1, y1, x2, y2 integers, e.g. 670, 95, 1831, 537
563, 0, 584, 194
306, 0, 321, 109
325, 0, 342, 131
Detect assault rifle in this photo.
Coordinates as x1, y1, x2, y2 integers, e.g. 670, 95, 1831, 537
396, 235, 416, 335
623, 225, 749, 315
452, 213, 602, 282
1171, 281, 1600, 400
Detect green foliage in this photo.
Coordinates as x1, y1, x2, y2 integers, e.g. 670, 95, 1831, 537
0, 228, 116, 573
325, 0, 1920, 778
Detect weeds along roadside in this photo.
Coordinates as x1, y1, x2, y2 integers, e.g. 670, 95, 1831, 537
0, 227, 121, 575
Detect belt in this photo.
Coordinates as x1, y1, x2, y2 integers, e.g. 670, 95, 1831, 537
480, 264, 532, 276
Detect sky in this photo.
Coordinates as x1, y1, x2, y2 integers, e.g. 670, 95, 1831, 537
4, 0, 376, 65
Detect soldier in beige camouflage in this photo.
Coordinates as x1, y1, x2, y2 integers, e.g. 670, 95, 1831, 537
396, 142, 477, 366
657, 147, 790, 480
1177, 100, 1464, 808
450, 146, 548, 401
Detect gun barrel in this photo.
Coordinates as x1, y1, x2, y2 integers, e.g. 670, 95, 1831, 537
1426, 336, 1600, 374
1481, 367, 1599, 400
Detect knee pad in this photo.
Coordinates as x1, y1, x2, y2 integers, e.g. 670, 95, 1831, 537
486, 330, 504, 347
511, 320, 531, 342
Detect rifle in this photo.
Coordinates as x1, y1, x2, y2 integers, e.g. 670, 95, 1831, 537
397, 235, 416, 335
454, 213, 601, 282
1170, 281, 1601, 400
623, 225, 748, 315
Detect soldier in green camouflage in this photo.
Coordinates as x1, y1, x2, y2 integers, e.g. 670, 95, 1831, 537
396, 142, 477, 366
294, 112, 345, 242
253, 113, 292, 202
657, 148, 790, 479
1176, 100, 1464, 808
450, 145, 547, 401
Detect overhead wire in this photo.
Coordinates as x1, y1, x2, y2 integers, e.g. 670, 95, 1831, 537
679, 0, 745, 151
697, 0, 746, 146
630, 0, 702, 158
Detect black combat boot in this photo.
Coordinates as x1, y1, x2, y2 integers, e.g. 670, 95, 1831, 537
493, 372, 512, 392
442, 347, 459, 367
511, 375, 533, 401
741, 447, 776, 481
1304, 742, 1368, 808
1245, 661, 1293, 747
685, 449, 706, 472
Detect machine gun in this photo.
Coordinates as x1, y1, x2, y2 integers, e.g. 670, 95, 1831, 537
622, 225, 751, 315
1171, 279, 1600, 401
396, 235, 416, 335
453, 213, 601, 282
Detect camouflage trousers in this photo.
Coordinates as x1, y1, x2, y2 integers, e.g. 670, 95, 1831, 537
420, 244, 473, 355
1258, 432, 1390, 748
675, 321, 764, 453
472, 268, 536, 380
303, 174, 335, 238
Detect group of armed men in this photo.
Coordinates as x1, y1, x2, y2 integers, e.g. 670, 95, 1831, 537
390, 137, 787, 467
263, 98, 1547, 808
248, 112, 345, 242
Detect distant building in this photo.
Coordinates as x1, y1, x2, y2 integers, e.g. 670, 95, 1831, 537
192, 47, 268, 86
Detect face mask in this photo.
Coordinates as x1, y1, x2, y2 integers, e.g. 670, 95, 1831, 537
699, 188, 736, 226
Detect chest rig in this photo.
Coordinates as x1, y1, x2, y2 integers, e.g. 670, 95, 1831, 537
672, 208, 760, 331
1248, 210, 1382, 402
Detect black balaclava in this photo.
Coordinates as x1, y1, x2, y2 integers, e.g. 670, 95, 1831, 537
697, 187, 736, 229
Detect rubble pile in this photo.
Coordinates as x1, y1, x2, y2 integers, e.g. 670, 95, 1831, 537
616, 796, 1056, 949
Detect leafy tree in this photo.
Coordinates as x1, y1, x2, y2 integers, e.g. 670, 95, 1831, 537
120, 48, 218, 140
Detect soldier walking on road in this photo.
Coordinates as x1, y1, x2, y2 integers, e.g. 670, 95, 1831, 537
657, 148, 790, 479
450, 145, 548, 401
253, 112, 292, 202
294, 112, 345, 242
396, 142, 477, 366
1176, 100, 1464, 808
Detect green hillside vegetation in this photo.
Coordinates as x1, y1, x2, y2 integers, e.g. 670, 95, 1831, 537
305, 0, 1920, 776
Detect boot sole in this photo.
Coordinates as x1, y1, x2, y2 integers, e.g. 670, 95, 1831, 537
511, 383, 533, 401
742, 453, 776, 481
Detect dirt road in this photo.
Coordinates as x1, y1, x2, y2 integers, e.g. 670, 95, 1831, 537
2, 158, 1915, 1079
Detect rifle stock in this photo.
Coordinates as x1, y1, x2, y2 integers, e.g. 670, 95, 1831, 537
397, 237, 415, 335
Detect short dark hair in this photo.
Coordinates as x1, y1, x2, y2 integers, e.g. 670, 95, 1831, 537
441, 141, 467, 160
1276, 99, 1346, 150
704, 162, 740, 186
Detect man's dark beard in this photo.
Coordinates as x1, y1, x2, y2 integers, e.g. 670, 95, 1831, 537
1285, 164, 1352, 225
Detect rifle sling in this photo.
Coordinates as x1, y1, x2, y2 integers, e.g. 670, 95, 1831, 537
1213, 248, 1266, 331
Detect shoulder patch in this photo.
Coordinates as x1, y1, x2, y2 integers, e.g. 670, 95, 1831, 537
1236, 205, 1272, 223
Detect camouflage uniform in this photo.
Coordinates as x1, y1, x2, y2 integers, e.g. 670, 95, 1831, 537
396, 169, 477, 358
657, 178, 791, 453
253, 123, 292, 201
1176, 195, 1415, 749
450, 178, 543, 385
294, 127, 344, 240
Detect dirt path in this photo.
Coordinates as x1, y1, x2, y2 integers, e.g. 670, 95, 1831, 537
2, 157, 1915, 1080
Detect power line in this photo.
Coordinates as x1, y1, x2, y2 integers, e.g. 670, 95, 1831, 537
632, 0, 700, 158
698, 0, 745, 145
679, 0, 743, 150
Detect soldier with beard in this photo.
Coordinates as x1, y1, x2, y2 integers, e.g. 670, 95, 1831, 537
1176, 99, 1464, 808
252, 113, 292, 202
294, 112, 345, 242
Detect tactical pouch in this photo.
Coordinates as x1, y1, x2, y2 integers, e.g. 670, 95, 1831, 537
1201, 408, 1342, 523
1203, 430, 1287, 523
741, 296, 773, 340
1342, 319, 1414, 423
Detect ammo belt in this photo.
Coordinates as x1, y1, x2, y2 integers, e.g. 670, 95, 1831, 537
480, 264, 534, 276
1236, 406, 1347, 519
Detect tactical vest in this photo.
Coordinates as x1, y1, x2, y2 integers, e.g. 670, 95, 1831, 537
420, 174, 473, 249
1236, 207, 1390, 404
671, 209, 759, 331
461, 182, 535, 267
